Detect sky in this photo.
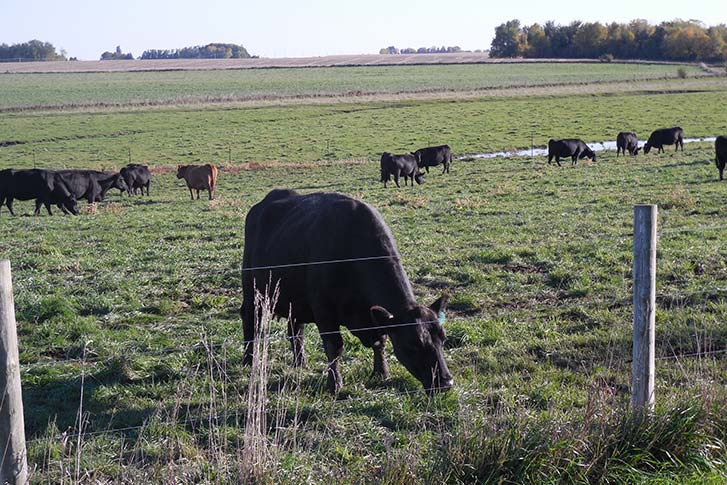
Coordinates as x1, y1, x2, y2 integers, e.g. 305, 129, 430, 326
1, 0, 724, 60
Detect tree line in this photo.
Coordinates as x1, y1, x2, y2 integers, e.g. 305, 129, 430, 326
139, 43, 251, 60
0, 40, 66, 62
490, 19, 727, 62
379, 46, 465, 55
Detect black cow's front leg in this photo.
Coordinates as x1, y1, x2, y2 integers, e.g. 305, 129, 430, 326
321, 331, 344, 394
6, 198, 15, 216
393, 173, 401, 188
188, 187, 194, 200
372, 336, 390, 380
241, 299, 256, 366
288, 319, 306, 367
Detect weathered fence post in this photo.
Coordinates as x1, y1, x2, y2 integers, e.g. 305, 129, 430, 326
0, 260, 28, 484
632, 205, 657, 414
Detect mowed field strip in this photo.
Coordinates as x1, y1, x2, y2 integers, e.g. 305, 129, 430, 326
1, 62, 727, 482
0, 61, 710, 110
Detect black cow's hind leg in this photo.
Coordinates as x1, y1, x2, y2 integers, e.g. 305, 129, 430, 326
6, 198, 15, 216
321, 331, 344, 395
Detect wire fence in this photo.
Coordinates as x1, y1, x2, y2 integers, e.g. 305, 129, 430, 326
3, 171, 726, 452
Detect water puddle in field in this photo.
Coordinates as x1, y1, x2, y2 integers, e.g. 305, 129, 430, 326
461, 137, 717, 160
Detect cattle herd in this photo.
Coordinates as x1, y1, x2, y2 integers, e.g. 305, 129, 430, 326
380, 145, 452, 187
0, 163, 223, 215
1, 128, 725, 395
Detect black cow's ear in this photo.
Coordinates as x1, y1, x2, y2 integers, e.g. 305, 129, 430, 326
370, 306, 394, 323
429, 295, 449, 314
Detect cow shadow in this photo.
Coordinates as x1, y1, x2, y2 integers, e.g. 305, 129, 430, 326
22, 358, 188, 441
658, 159, 710, 169
23, 375, 158, 441
293, 182, 348, 191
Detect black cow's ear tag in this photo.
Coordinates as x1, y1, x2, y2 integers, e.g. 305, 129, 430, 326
438, 311, 446, 325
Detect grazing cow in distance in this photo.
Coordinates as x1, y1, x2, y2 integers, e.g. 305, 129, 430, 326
716, 136, 727, 181
120, 163, 151, 196
56, 170, 128, 204
0, 169, 78, 216
547, 139, 596, 166
616, 132, 640, 156
643, 127, 684, 154
414, 145, 452, 174
380, 152, 424, 188
241, 189, 453, 395
177, 164, 218, 200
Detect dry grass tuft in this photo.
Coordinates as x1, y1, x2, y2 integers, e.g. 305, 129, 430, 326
391, 192, 428, 208
659, 185, 698, 210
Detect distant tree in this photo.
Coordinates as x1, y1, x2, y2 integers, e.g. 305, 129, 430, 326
573, 22, 608, 57
525, 23, 550, 57
100, 46, 133, 60
490, 20, 526, 57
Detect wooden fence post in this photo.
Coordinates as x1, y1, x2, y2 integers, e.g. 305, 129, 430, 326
632, 205, 657, 414
0, 260, 28, 484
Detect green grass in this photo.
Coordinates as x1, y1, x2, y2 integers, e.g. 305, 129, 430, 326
0, 62, 705, 109
1, 69, 727, 482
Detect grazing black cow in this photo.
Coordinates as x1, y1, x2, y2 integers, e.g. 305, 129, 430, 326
56, 170, 128, 204
414, 145, 452, 174
120, 164, 151, 196
380, 152, 424, 188
643, 127, 684, 154
0, 169, 78, 216
616, 132, 640, 156
716, 136, 727, 181
241, 189, 453, 394
547, 139, 596, 166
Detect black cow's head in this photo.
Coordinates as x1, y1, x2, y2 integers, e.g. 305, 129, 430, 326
414, 172, 424, 185
582, 148, 596, 162
643, 143, 652, 154
371, 295, 453, 392
113, 174, 129, 193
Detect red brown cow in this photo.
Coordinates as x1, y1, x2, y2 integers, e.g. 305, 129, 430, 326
176, 164, 218, 200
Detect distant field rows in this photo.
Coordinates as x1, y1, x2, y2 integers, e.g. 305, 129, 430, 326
0, 63, 707, 110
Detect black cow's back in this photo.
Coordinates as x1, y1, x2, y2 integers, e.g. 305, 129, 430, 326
414, 145, 452, 173
243, 190, 416, 325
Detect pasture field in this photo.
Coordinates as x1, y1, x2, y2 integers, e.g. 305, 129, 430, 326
1, 79, 727, 169
0, 69, 727, 482
0, 62, 706, 110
